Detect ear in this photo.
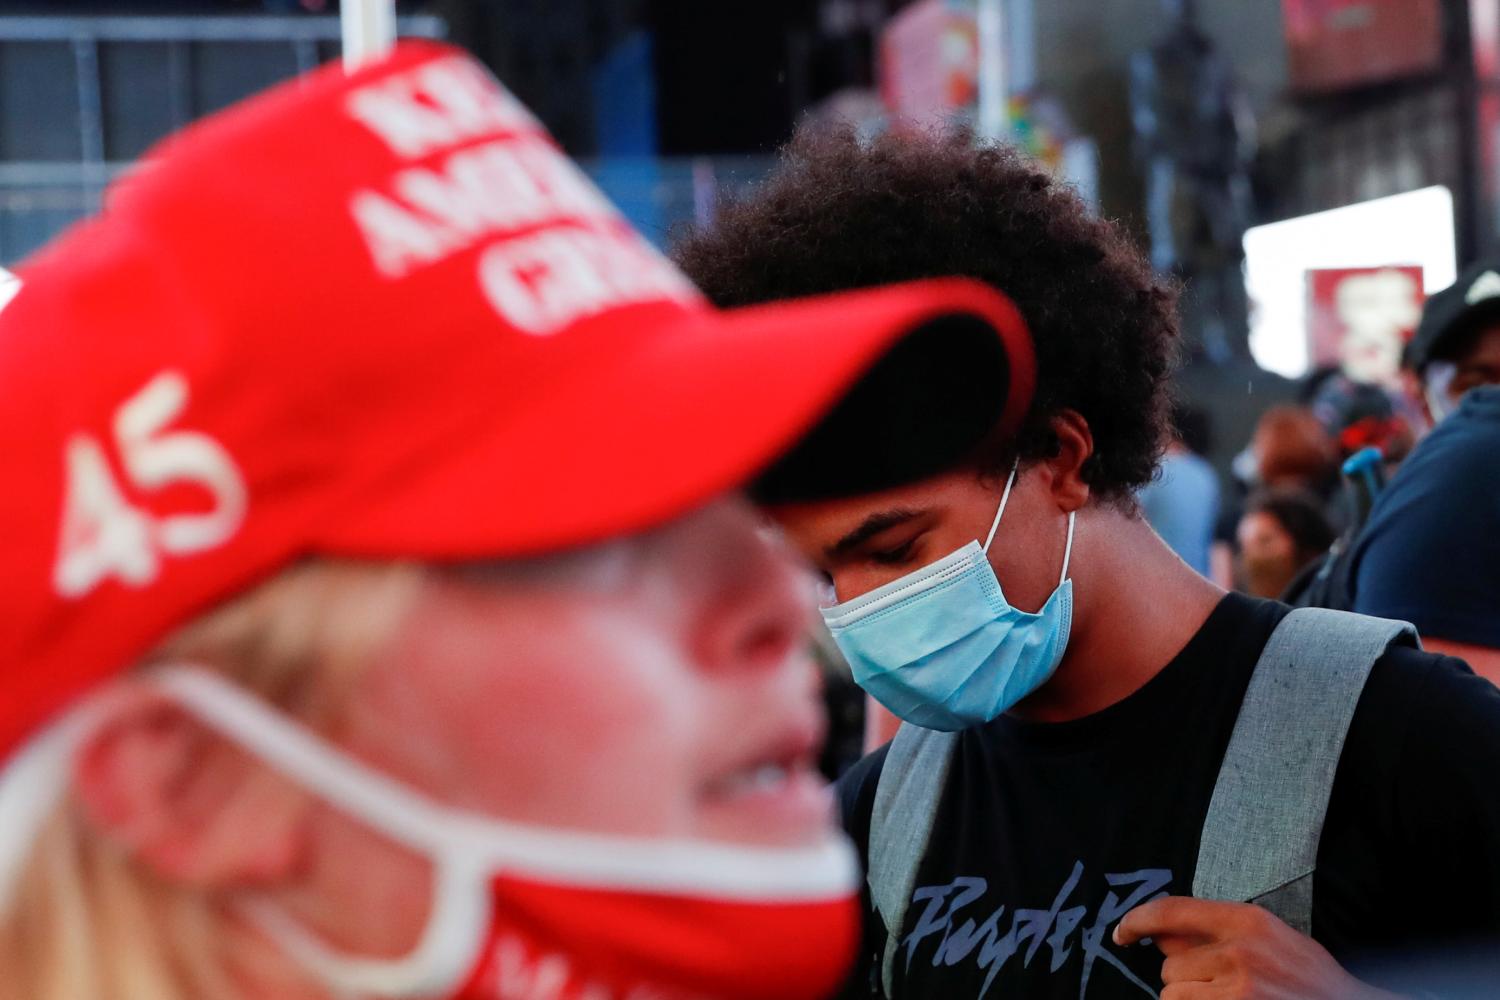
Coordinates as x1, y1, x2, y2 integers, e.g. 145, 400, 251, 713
1043, 410, 1094, 511
72, 685, 310, 888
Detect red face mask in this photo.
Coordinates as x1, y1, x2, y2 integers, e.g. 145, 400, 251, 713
139, 668, 861, 1000
456, 876, 858, 1000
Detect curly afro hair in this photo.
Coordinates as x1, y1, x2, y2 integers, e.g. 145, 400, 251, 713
671, 126, 1181, 503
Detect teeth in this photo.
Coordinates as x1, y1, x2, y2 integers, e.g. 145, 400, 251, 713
748, 764, 787, 790
720, 763, 789, 796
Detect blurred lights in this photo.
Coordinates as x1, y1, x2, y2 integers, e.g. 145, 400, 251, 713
1242, 185, 1456, 378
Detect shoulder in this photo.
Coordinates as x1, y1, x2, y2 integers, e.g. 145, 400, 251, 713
835, 741, 891, 856
1346, 643, 1500, 791
1215, 591, 1293, 647
1330, 642, 1500, 889
1324, 639, 1500, 955
1380, 645, 1500, 753
1360, 643, 1482, 714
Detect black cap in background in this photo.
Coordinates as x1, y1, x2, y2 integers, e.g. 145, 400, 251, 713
1408, 259, 1500, 372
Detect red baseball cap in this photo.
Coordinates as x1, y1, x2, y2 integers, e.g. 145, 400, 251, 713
0, 42, 1035, 761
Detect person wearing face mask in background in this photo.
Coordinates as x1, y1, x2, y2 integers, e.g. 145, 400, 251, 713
674, 126, 1500, 1000
1343, 261, 1500, 685
0, 45, 1041, 1000
1407, 258, 1500, 427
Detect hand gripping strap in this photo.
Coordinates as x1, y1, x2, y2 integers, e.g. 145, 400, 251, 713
868, 724, 957, 997
1191, 608, 1417, 934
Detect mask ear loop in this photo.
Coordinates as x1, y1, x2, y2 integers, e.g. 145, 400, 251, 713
1424, 361, 1457, 423
982, 460, 1020, 553
1059, 512, 1076, 586
981, 460, 1076, 587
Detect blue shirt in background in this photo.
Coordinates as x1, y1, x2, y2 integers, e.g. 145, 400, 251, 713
1140, 448, 1220, 577
1351, 385, 1500, 647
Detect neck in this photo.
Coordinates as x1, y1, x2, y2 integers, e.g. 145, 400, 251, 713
1009, 507, 1223, 724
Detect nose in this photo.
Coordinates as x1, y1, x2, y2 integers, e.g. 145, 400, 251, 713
689, 509, 816, 673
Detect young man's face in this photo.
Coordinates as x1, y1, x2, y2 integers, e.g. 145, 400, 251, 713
768, 465, 1074, 616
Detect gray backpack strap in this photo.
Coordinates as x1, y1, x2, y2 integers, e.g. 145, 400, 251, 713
868, 723, 957, 998
1193, 608, 1417, 934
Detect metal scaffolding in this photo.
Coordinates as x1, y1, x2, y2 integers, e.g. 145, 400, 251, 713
0, 12, 445, 260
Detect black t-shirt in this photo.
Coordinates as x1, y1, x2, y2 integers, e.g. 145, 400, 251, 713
834, 593, 1500, 999
1351, 385, 1500, 647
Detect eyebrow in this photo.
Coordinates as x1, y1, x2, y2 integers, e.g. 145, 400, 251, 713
828, 508, 927, 559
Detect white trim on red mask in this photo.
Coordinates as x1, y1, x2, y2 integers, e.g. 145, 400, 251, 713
0, 666, 860, 996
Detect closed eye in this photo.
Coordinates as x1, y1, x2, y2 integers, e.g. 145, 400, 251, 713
869, 540, 917, 566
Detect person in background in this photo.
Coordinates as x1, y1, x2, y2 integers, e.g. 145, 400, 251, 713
1348, 386, 1500, 685
1345, 262, 1500, 684
1237, 488, 1336, 600
1211, 402, 1339, 589
1407, 258, 1500, 424
0, 45, 1028, 1000
1138, 401, 1219, 577
673, 125, 1500, 1000
1305, 370, 1417, 468
1248, 404, 1340, 499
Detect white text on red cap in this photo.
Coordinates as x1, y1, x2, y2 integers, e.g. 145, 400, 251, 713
344, 56, 700, 336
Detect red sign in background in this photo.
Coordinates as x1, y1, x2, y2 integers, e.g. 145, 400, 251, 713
879, 0, 979, 120
1283, 0, 1444, 93
1306, 266, 1425, 385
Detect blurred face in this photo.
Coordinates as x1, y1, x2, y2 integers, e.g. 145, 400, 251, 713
769, 466, 1068, 615
1250, 409, 1335, 491
340, 497, 828, 849
59, 494, 858, 1000
1236, 510, 1297, 599
1427, 325, 1500, 418
1339, 326, 1404, 387
155, 497, 836, 971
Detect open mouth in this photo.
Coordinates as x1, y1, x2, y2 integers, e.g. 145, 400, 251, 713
697, 720, 832, 844
704, 755, 816, 800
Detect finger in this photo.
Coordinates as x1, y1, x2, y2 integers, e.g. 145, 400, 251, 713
1161, 944, 1231, 984
1150, 932, 1205, 958
1114, 896, 1247, 947
1161, 984, 1227, 1000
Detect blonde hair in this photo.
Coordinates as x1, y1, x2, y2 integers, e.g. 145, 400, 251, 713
0, 560, 425, 1000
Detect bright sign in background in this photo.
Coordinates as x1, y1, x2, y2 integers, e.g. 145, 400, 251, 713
1242, 185, 1456, 378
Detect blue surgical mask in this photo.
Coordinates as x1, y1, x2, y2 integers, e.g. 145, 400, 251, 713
820, 464, 1075, 731
1423, 360, 1459, 424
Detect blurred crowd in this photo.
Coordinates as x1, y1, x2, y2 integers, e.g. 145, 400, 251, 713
1139, 270, 1500, 685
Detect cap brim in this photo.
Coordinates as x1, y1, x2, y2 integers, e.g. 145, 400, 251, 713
1411, 297, 1500, 371
320, 278, 1034, 559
